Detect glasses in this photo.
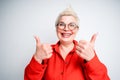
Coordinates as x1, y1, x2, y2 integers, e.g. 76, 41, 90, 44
56, 22, 79, 30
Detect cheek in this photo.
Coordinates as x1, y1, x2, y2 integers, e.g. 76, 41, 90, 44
56, 29, 61, 37
72, 29, 79, 35
56, 28, 63, 34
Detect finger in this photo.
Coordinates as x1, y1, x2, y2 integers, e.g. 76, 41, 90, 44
76, 50, 80, 54
76, 45, 84, 53
46, 53, 53, 59
79, 40, 87, 45
46, 49, 53, 53
46, 44, 53, 50
34, 36, 41, 45
76, 50, 84, 58
90, 33, 98, 44
43, 44, 52, 51
77, 44, 85, 50
78, 41, 88, 49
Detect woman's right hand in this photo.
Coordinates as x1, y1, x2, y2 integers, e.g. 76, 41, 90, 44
34, 36, 53, 64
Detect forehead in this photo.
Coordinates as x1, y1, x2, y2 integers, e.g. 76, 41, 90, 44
59, 16, 77, 23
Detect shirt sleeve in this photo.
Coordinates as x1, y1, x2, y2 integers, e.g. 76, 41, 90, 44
24, 57, 47, 80
83, 55, 110, 80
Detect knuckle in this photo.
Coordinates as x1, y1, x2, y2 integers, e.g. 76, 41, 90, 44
77, 48, 83, 53
80, 49, 84, 53
83, 45, 87, 49
46, 53, 52, 58
44, 49, 48, 54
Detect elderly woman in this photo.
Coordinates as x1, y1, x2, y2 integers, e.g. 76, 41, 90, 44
24, 7, 110, 80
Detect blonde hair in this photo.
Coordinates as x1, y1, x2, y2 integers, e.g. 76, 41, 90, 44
55, 6, 80, 27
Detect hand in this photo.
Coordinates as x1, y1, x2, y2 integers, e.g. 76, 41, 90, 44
34, 36, 53, 63
76, 33, 98, 61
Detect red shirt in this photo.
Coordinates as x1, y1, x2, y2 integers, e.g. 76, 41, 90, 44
24, 40, 110, 80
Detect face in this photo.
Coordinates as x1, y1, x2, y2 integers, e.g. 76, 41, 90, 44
56, 16, 79, 43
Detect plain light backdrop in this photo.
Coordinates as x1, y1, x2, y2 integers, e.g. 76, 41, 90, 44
0, 0, 120, 80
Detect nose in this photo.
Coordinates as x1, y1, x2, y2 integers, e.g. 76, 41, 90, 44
64, 25, 69, 30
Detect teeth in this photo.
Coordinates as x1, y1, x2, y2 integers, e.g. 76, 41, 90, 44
62, 33, 71, 38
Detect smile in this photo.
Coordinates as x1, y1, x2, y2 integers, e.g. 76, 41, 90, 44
61, 33, 72, 38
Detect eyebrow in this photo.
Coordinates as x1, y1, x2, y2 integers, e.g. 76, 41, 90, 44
58, 21, 76, 24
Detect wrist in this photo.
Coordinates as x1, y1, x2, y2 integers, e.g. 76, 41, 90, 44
34, 54, 43, 64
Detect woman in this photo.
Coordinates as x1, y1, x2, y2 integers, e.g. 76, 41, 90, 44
24, 7, 110, 80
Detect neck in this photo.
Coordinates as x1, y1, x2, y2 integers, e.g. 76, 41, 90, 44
60, 40, 74, 46
59, 41, 74, 60
59, 41, 74, 54
60, 41, 74, 48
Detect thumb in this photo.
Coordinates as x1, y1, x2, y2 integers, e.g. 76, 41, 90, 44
90, 33, 98, 44
34, 36, 41, 45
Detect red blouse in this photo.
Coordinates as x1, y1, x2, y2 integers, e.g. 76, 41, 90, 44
24, 40, 110, 80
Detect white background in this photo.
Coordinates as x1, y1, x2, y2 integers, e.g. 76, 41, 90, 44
0, 0, 120, 80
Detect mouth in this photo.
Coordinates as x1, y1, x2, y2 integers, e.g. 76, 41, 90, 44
61, 33, 72, 38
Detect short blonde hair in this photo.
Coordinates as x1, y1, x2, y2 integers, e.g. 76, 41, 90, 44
55, 6, 80, 27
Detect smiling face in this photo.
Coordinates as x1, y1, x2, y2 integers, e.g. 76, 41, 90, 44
56, 16, 79, 44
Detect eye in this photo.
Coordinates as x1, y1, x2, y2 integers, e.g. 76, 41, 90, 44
69, 23, 76, 27
58, 22, 65, 26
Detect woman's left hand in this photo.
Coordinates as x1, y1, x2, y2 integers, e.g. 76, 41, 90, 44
76, 33, 98, 61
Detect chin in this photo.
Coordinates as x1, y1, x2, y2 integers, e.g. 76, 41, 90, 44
59, 37, 74, 43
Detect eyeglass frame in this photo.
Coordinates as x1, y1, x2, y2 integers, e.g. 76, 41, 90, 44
56, 22, 79, 30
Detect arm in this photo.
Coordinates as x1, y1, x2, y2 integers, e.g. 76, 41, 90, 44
24, 36, 52, 80
24, 57, 47, 80
83, 55, 110, 80
76, 34, 110, 80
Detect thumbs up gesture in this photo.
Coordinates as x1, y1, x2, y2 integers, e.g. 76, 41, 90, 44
76, 33, 98, 61
34, 36, 53, 63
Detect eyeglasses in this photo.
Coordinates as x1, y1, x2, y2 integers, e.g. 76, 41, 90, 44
56, 22, 79, 30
